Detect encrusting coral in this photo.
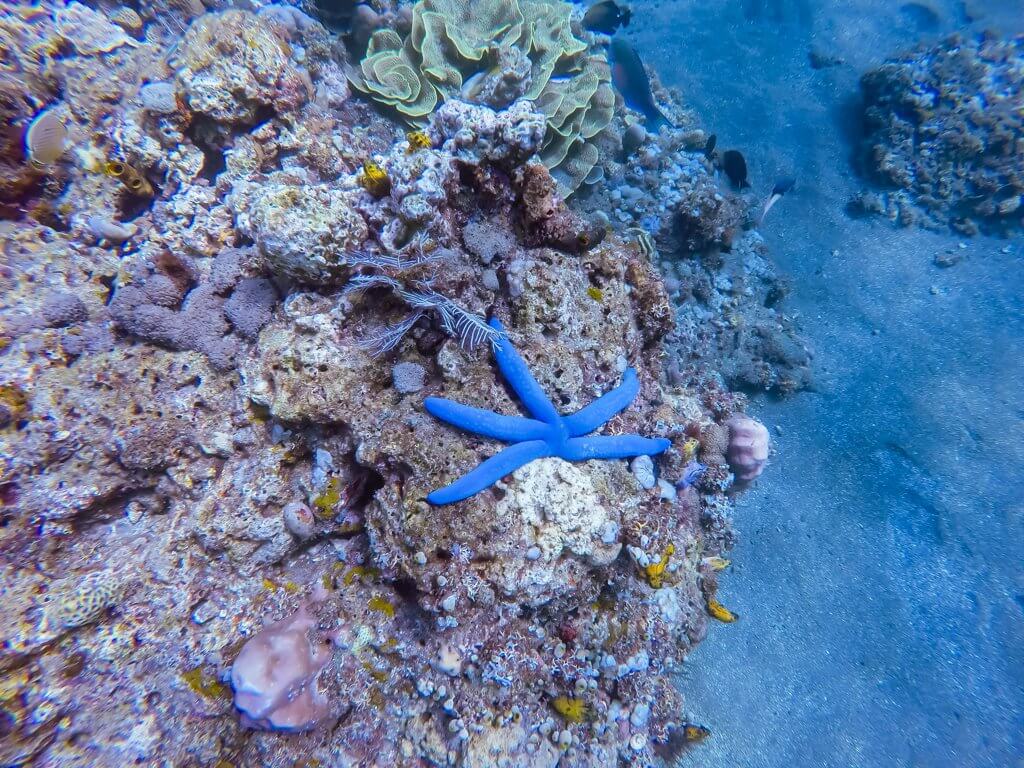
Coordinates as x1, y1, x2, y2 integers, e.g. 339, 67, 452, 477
109, 247, 278, 370
231, 604, 332, 732
853, 33, 1024, 234
726, 414, 770, 484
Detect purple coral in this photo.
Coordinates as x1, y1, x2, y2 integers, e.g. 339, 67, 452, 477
5, 290, 87, 337
231, 605, 332, 731
110, 247, 277, 369
224, 278, 278, 339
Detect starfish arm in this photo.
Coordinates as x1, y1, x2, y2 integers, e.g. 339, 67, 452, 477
561, 435, 672, 462
427, 439, 552, 505
562, 368, 640, 437
424, 397, 550, 442
488, 318, 561, 424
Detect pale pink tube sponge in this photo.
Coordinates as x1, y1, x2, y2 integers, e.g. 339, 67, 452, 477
726, 415, 770, 483
231, 605, 331, 731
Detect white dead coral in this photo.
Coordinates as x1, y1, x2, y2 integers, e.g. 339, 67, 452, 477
427, 98, 546, 166
170, 9, 309, 124
232, 176, 369, 284
489, 458, 633, 607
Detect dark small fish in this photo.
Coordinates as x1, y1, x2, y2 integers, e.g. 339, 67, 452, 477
609, 38, 672, 130
721, 149, 750, 189
703, 133, 717, 160
583, 1, 631, 34
759, 176, 796, 224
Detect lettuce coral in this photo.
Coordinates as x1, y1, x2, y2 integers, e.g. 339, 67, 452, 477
350, 0, 612, 196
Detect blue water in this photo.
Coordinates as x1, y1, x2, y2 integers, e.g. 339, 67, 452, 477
630, 2, 1024, 766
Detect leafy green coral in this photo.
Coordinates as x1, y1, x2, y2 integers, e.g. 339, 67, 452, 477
350, 0, 611, 195
353, 30, 438, 117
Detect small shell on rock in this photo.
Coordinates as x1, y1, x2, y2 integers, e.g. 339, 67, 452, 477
434, 644, 462, 676
621, 123, 647, 158
124, 499, 145, 524
657, 478, 676, 501
25, 106, 67, 166
109, 6, 143, 32
283, 501, 315, 538
191, 600, 218, 625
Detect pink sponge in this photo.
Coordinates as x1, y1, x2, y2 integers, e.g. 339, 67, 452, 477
231, 605, 331, 731
726, 415, 770, 484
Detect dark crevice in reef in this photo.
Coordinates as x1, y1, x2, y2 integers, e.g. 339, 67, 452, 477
118, 187, 158, 222
185, 116, 229, 184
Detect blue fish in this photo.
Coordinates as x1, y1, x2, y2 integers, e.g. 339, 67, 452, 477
609, 38, 672, 130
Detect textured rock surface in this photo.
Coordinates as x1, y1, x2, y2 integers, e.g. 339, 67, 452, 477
233, 176, 369, 284
171, 9, 310, 124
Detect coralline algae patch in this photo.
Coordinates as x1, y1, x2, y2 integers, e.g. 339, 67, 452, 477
0, 1, 774, 766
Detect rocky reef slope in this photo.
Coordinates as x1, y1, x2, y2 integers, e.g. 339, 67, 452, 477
0, 2, 774, 766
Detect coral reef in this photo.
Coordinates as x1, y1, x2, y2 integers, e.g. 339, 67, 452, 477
662, 230, 814, 395
109, 247, 277, 370
170, 9, 311, 125
852, 33, 1024, 235
0, 3, 779, 766
564, 62, 812, 395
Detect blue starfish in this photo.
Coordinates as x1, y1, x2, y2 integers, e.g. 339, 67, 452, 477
425, 318, 672, 505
